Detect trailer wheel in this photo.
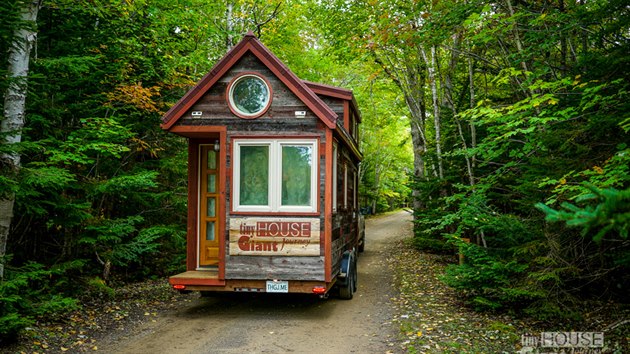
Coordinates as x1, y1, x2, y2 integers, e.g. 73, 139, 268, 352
358, 235, 365, 253
338, 262, 356, 300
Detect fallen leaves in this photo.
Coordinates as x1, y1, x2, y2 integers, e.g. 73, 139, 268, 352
7, 279, 185, 353
389, 242, 524, 352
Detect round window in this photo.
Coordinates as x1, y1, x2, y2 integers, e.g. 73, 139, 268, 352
228, 74, 271, 118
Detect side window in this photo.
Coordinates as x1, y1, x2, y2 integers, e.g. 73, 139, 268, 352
336, 155, 344, 210
348, 167, 355, 211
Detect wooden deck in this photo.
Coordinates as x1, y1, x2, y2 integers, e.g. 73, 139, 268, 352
169, 270, 226, 286
169, 270, 332, 294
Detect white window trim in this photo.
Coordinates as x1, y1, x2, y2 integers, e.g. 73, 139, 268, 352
233, 139, 318, 213
227, 74, 271, 118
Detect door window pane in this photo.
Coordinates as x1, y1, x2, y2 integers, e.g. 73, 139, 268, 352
207, 198, 216, 217
206, 221, 215, 241
240, 145, 269, 205
207, 150, 216, 170
281, 145, 312, 206
207, 174, 216, 193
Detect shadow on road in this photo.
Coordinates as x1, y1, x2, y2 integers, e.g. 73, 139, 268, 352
178, 292, 337, 320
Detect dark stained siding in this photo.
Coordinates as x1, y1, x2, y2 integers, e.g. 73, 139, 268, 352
330, 142, 360, 278
176, 52, 318, 122
316, 95, 345, 118
225, 256, 325, 281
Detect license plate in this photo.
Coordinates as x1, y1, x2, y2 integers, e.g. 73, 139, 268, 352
266, 280, 289, 293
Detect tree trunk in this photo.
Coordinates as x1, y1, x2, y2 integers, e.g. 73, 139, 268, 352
410, 113, 426, 214
421, 46, 443, 179
226, 2, 234, 50
401, 68, 429, 214
505, 0, 530, 75
440, 34, 475, 187
0, 0, 40, 280
468, 51, 477, 170
373, 51, 430, 217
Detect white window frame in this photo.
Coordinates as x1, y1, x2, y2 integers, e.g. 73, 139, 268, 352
227, 74, 272, 118
233, 139, 318, 213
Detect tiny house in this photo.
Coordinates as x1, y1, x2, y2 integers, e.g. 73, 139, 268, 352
162, 32, 363, 298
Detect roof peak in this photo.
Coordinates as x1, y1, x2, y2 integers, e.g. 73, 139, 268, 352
161, 32, 338, 130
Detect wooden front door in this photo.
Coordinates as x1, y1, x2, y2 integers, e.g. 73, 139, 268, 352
199, 145, 220, 267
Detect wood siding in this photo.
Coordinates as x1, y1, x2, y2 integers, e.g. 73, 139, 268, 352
331, 141, 360, 277
179, 53, 317, 122
225, 256, 325, 281
177, 53, 331, 282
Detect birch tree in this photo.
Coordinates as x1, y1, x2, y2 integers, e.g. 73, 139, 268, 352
420, 45, 443, 179
0, 0, 41, 280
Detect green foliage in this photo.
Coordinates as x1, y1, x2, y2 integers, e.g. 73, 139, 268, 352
536, 185, 630, 243
442, 239, 544, 312
1, 1, 198, 326
410, 234, 452, 254
86, 277, 115, 299
81, 216, 166, 269
0, 262, 82, 340
313, 0, 630, 319
93, 170, 158, 198
46, 117, 134, 166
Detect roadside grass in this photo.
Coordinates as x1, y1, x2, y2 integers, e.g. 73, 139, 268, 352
5, 280, 190, 353
388, 238, 629, 353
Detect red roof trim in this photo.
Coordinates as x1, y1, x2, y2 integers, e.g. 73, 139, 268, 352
304, 80, 353, 100
161, 34, 338, 130
304, 80, 362, 123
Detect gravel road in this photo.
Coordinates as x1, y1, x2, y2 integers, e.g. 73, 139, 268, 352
98, 211, 413, 354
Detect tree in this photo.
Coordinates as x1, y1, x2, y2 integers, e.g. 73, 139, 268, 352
306, 0, 630, 317
0, 0, 41, 280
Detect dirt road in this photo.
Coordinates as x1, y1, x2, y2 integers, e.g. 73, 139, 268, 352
98, 211, 412, 354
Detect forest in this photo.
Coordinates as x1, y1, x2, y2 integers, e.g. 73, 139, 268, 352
1, 0, 628, 344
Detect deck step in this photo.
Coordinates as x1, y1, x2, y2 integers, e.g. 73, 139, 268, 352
169, 270, 225, 286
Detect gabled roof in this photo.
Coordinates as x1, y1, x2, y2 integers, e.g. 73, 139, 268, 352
304, 80, 362, 122
304, 80, 353, 100
161, 31, 338, 130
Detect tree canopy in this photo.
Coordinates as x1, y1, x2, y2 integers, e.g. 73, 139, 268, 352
308, 0, 629, 317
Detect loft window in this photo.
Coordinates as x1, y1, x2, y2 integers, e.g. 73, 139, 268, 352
227, 74, 272, 118
233, 139, 318, 213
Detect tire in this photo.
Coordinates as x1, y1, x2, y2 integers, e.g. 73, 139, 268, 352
338, 263, 356, 300
358, 235, 365, 252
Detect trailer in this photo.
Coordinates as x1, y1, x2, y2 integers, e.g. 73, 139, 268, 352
162, 32, 363, 299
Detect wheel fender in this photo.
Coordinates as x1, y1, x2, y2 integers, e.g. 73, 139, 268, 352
338, 249, 355, 286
